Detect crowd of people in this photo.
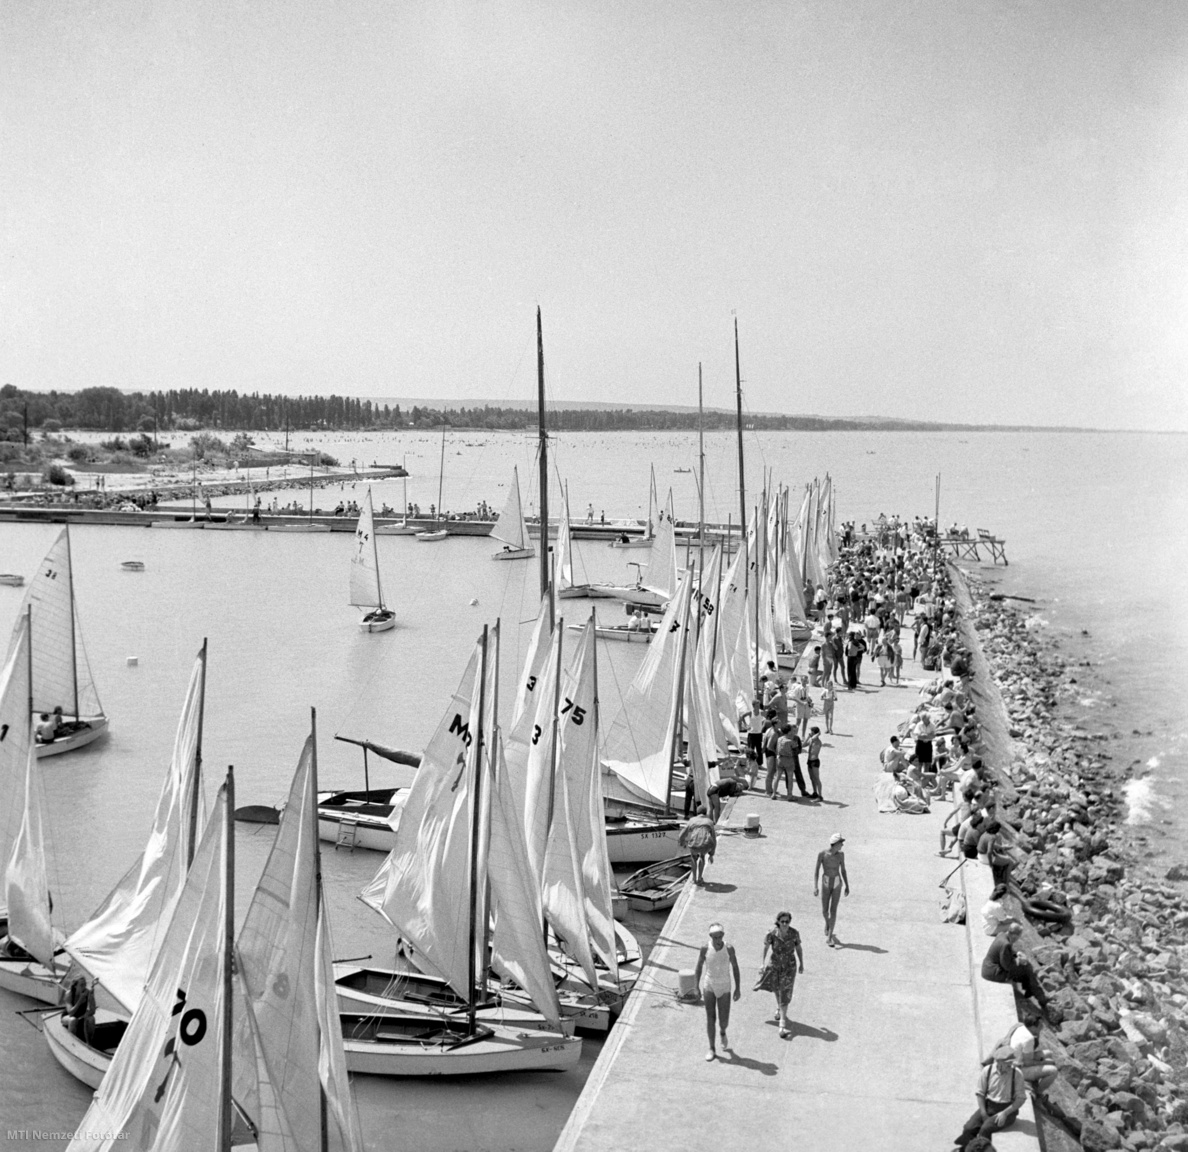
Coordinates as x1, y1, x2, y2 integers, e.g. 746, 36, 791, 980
679, 515, 1057, 1147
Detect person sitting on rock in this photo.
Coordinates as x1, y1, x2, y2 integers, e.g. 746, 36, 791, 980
981, 922, 1052, 1021
1002, 1008, 1057, 1094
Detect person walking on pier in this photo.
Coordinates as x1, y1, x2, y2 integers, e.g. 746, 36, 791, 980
693, 923, 741, 1061
814, 833, 850, 946
756, 912, 803, 1039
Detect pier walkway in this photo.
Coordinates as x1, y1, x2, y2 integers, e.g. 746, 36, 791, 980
557, 645, 1038, 1152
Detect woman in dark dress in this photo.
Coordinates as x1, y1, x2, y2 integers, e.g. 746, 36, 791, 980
756, 912, 804, 1038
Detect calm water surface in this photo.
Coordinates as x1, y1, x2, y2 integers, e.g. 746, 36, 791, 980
0, 428, 1184, 1145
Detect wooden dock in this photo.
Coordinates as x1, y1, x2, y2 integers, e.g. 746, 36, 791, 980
939, 530, 1008, 565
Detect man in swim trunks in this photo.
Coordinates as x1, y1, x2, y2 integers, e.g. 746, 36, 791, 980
813, 832, 850, 946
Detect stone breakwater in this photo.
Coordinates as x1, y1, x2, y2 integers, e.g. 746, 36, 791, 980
959, 567, 1188, 1152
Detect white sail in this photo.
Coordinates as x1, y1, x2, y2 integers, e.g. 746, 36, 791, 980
64, 648, 207, 1014
6, 696, 54, 967
510, 595, 552, 735
556, 497, 574, 590
510, 627, 561, 885
492, 467, 532, 553
488, 737, 563, 1028
360, 641, 484, 999
780, 489, 810, 624
601, 570, 693, 807
315, 908, 365, 1152
235, 735, 362, 1152
713, 545, 752, 736
348, 489, 384, 610
0, 614, 33, 918
234, 736, 321, 1148
539, 764, 599, 989
646, 466, 658, 539
67, 786, 238, 1152
643, 490, 677, 599
23, 527, 103, 720
560, 619, 618, 982
691, 544, 727, 770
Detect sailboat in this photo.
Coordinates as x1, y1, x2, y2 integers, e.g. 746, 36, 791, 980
351, 625, 582, 1074
0, 610, 68, 1002
23, 527, 108, 757
376, 455, 419, 535
490, 466, 534, 561
608, 468, 658, 549
44, 644, 209, 1086
558, 486, 676, 613
62, 765, 363, 1152
415, 427, 449, 542
56, 731, 361, 1149
351, 488, 396, 632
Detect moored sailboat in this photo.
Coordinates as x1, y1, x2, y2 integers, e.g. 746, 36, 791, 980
491, 466, 534, 560
0, 610, 68, 1003
24, 527, 108, 757
44, 643, 210, 1086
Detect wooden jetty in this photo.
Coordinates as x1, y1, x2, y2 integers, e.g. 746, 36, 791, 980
939, 529, 1008, 565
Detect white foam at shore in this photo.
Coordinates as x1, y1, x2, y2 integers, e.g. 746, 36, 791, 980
1126, 774, 1170, 825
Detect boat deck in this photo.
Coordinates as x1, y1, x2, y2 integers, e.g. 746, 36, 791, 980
555, 643, 1038, 1152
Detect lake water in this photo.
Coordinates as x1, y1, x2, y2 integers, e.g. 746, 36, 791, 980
0, 427, 1185, 1146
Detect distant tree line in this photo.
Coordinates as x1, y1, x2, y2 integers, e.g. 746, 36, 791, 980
0, 383, 1023, 435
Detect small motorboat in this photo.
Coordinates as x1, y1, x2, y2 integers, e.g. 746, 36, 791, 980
0, 574, 24, 587
619, 855, 692, 912
120, 561, 145, 571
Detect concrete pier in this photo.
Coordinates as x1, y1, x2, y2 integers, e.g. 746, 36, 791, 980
557, 641, 1040, 1152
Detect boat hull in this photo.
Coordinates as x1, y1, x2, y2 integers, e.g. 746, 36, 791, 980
35, 716, 108, 759
0, 955, 65, 1004
0, 574, 25, 586
43, 1011, 125, 1088
619, 855, 692, 912
375, 524, 420, 536
317, 811, 398, 853
340, 1016, 581, 1076
491, 547, 534, 561
359, 611, 396, 633
333, 964, 573, 1034
604, 819, 684, 865
270, 523, 333, 532
607, 539, 651, 549
150, 519, 205, 529
415, 530, 449, 542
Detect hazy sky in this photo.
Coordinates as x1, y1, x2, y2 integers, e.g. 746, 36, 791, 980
3, 1, 1187, 429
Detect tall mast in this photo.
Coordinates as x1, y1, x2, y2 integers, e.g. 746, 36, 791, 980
436, 426, 446, 523
65, 526, 79, 719
734, 317, 746, 590
219, 766, 235, 1152
697, 364, 705, 595
545, 624, 564, 832
309, 450, 315, 521
537, 308, 552, 625
310, 708, 329, 1152
188, 639, 208, 868
467, 625, 489, 1028
665, 586, 691, 815
371, 491, 386, 611
753, 502, 761, 687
